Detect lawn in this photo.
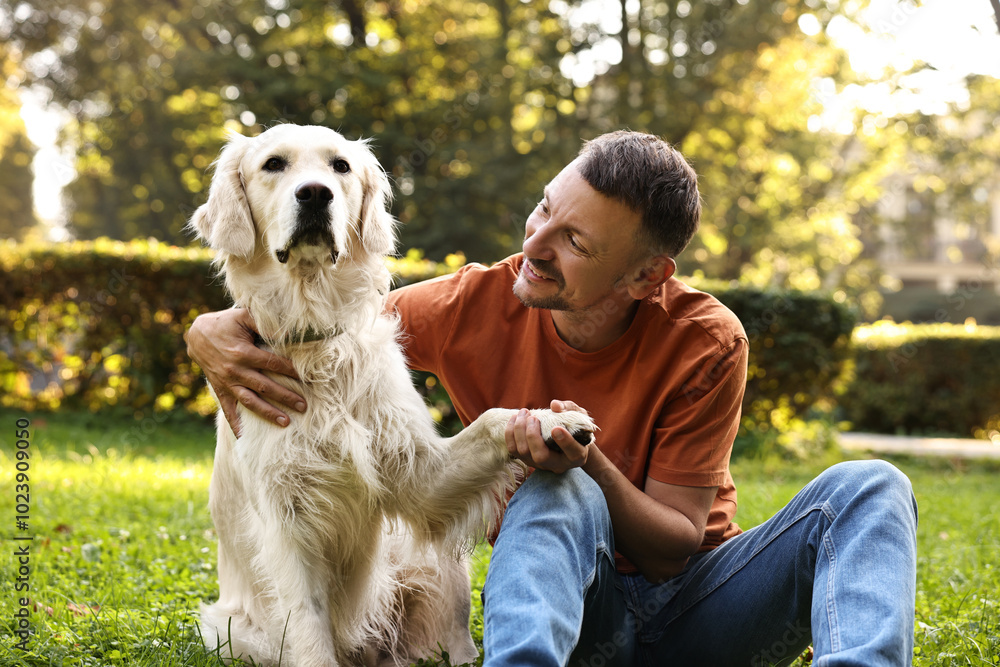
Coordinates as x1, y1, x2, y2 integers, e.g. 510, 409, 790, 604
1, 411, 998, 666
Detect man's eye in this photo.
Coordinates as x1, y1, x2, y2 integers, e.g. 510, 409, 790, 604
568, 233, 588, 254
263, 156, 287, 172
538, 201, 550, 215
332, 158, 351, 174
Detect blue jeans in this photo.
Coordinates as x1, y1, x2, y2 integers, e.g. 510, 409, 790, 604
482, 460, 918, 666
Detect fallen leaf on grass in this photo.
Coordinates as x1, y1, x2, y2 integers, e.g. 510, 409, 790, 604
28, 599, 54, 616
67, 602, 101, 617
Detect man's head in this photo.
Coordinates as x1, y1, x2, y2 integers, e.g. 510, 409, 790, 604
513, 131, 700, 316
576, 130, 701, 260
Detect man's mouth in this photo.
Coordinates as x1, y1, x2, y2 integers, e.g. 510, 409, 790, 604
523, 260, 554, 283
523, 259, 564, 287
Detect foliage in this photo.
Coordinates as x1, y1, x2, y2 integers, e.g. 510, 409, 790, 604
841, 320, 1000, 439
7, 0, 582, 258
5, 0, 930, 314
3, 412, 999, 665
2, 241, 858, 459
690, 278, 858, 436
0, 39, 36, 240
0, 239, 461, 414
0, 238, 226, 415
868, 75, 1000, 267
680, 33, 903, 319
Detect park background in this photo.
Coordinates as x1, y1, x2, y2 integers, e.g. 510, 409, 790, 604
1, 0, 999, 664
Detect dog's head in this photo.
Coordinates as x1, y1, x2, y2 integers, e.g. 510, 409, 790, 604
191, 124, 396, 266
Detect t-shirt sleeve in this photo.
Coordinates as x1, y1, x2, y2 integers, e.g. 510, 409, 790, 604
646, 336, 749, 488
386, 270, 468, 374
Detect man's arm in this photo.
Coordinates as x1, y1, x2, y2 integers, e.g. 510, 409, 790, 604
506, 400, 713, 583
184, 308, 304, 436
585, 448, 715, 582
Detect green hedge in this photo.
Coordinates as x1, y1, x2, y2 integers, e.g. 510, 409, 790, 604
693, 280, 857, 420
842, 321, 1000, 439
0, 240, 460, 416
2, 241, 856, 443
1, 239, 226, 415
685, 279, 856, 457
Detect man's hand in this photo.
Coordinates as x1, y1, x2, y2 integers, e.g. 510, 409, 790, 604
505, 400, 591, 473
184, 308, 305, 436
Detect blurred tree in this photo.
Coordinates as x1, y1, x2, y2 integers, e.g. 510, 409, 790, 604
0, 38, 37, 241
556, 0, 910, 315
680, 35, 905, 316
884, 75, 1000, 264
6, 0, 934, 318
9, 0, 232, 242
8, 0, 582, 256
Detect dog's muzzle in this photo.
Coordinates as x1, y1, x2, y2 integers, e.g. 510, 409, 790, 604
276, 181, 339, 264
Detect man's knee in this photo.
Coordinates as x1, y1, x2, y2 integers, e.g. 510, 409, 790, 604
829, 459, 917, 522
507, 468, 610, 530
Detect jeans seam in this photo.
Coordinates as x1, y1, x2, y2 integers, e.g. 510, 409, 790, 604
583, 539, 613, 592
822, 501, 841, 655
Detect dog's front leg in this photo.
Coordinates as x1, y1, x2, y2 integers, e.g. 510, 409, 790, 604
255, 523, 340, 667
404, 408, 596, 544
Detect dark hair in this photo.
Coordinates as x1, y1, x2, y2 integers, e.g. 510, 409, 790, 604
576, 130, 701, 258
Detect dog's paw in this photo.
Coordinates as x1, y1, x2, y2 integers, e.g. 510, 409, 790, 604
530, 409, 597, 451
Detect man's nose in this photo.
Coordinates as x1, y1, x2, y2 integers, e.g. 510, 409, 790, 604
523, 215, 554, 259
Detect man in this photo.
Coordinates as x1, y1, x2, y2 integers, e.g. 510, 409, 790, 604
186, 130, 918, 665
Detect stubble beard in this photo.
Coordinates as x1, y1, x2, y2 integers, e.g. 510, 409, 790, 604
512, 267, 631, 320
513, 287, 572, 311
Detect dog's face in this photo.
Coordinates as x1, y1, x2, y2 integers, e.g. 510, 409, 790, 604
192, 124, 395, 266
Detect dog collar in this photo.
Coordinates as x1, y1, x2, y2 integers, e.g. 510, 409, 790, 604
253, 326, 343, 346
285, 326, 343, 343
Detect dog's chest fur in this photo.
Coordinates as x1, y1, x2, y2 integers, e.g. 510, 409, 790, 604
236, 317, 420, 521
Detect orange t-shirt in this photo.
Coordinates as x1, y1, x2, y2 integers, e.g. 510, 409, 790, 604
387, 254, 748, 572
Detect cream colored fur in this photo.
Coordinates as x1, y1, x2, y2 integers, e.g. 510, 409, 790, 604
190, 124, 595, 666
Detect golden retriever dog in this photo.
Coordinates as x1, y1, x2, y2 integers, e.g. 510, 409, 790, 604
189, 124, 595, 666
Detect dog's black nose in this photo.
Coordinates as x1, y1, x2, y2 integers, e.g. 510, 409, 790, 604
295, 182, 333, 209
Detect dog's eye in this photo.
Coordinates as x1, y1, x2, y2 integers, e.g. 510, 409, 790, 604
332, 158, 351, 174
263, 156, 287, 172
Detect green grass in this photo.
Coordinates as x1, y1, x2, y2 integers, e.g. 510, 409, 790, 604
2, 411, 998, 666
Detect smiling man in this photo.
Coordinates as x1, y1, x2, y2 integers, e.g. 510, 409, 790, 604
185, 130, 918, 665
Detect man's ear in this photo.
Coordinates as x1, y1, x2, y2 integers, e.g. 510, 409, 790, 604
189, 133, 255, 259
626, 255, 676, 300
358, 157, 397, 257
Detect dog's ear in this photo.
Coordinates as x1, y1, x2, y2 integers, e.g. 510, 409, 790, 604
359, 159, 396, 257
190, 134, 255, 259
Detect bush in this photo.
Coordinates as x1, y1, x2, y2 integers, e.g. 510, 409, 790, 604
841, 320, 1000, 438
0, 239, 456, 416
1, 238, 225, 415
2, 240, 856, 457
690, 279, 858, 433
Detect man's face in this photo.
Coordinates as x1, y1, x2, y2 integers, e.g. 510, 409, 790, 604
513, 160, 645, 313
